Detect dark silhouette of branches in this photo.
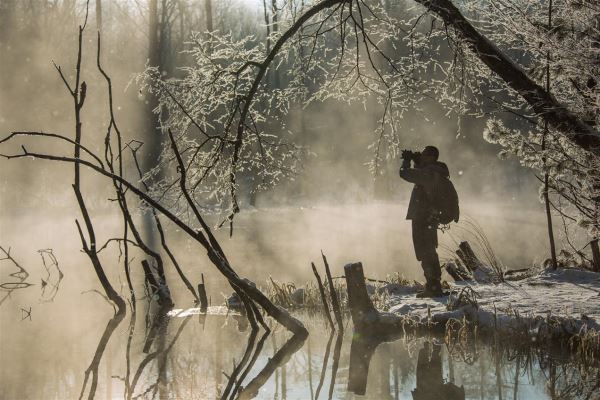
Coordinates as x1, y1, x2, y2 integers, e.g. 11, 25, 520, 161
236, 332, 308, 400
78, 308, 126, 400
0, 246, 32, 306
1, 48, 307, 337
412, 0, 600, 153
38, 248, 63, 302
49, 0, 126, 313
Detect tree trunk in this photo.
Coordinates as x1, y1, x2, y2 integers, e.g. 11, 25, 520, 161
143, 0, 164, 250
414, 0, 600, 153
204, 0, 213, 32
263, 0, 271, 53
591, 239, 600, 272
95, 0, 102, 32
270, 0, 280, 88
543, 0, 558, 270
141, 259, 172, 307
149, 0, 160, 67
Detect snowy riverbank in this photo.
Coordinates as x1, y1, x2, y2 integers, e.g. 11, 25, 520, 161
383, 268, 600, 335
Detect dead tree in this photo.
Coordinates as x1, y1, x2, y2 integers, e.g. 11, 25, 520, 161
345, 262, 379, 332
204, 0, 213, 32
129, 145, 197, 303
0, 8, 307, 334
52, 5, 125, 313
1, 137, 307, 333
96, 30, 174, 308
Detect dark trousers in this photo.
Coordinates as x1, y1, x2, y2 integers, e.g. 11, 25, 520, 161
411, 220, 441, 286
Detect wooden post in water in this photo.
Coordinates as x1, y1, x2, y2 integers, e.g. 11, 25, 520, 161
590, 239, 600, 272
344, 262, 377, 331
197, 273, 208, 312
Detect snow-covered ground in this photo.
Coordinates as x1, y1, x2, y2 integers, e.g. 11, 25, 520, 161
383, 268, 600, 333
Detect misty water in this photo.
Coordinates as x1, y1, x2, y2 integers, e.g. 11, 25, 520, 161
1, 298, 596, 400
2, 0, 600, 398
1, 203, 597, 399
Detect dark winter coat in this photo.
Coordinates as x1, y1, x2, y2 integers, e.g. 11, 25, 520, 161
399, 160, 450, 221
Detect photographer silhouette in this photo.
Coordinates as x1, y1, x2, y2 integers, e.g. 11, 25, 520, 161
400, 145, 458, 298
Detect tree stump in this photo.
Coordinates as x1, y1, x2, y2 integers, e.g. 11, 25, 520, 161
456, 241, 482, 272
345, 262, 377, 330
345, 262, 448, 335
344, 262, 448, 396
444, 261, 472, 282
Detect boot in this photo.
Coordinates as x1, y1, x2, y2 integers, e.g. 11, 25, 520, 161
416, 281, 445, 298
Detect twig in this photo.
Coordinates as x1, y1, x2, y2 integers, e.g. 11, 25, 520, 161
311, 262, 335, 331
322, 251, 343, 331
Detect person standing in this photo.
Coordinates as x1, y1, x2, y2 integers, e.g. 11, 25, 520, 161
400, 145, 458, 298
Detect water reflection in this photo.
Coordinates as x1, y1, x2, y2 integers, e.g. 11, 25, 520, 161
411, 342, 464, 400
347, 334, 381, 396
2, 305, 600, 399
0, 246, 33, 306
79, 308, 125, 400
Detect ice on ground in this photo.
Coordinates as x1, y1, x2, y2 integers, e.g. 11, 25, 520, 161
384, 268, 600, 332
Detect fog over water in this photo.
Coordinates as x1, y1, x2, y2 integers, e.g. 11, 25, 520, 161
1, 1, 584, 399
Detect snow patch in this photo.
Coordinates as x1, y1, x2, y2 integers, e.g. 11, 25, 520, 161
384, 268, 600, 332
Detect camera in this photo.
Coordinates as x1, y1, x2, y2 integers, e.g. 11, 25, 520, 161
401, 149, 421, 162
